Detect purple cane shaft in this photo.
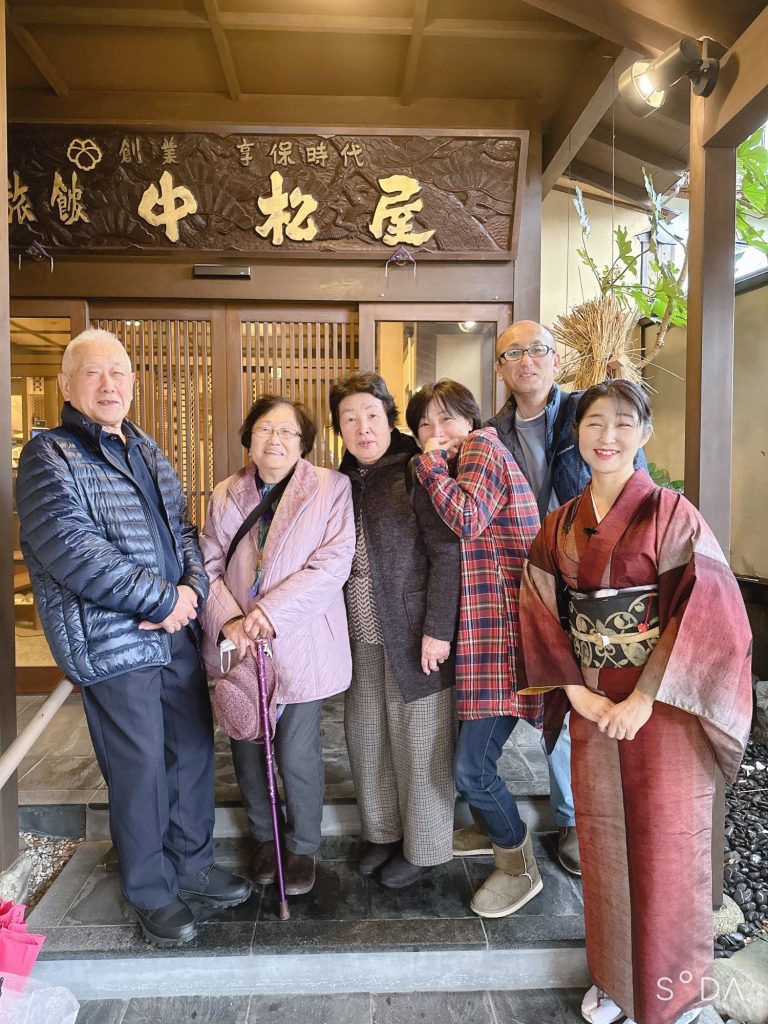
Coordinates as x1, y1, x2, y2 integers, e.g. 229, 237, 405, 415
255, 640, 289, 919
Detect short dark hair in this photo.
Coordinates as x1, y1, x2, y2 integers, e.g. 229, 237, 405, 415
240, 395, 316, 456
329, 372, 398, 433
574, 379, 652, 432
405, 379, 482, 437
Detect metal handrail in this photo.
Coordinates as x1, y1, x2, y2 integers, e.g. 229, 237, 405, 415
0, 678, 74, 791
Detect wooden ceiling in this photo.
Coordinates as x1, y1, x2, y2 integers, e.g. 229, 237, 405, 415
5, 0, 768, 210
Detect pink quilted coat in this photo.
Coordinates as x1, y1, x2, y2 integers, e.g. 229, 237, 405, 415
199, 457, 355, 707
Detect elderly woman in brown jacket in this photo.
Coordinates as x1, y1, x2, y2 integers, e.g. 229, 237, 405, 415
329, 372, 461, 889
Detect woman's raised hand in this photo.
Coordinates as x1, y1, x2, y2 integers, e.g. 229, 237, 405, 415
421, 435, 462, 457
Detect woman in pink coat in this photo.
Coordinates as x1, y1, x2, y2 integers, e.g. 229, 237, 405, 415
199, 395, 355, 898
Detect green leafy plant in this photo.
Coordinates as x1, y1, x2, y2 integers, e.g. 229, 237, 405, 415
736, 127, 768, 258
647, 461, 684, 492
571, 128, 768, 372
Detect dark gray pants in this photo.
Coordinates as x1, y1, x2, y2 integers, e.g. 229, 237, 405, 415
81, 629, 216, 910
231, 698, 324, 855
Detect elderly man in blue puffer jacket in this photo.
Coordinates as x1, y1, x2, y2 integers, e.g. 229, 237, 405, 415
16, 328, 250, 947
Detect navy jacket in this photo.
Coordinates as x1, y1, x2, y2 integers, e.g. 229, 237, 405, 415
486, 383, 647, 508
16, 403, 209, 686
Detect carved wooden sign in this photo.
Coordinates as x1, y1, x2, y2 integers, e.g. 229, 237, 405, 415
8, 125, 528, 260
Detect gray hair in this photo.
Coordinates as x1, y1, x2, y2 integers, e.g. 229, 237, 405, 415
61, 329, 131, 375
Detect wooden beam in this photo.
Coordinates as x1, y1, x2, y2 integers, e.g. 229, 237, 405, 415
400, 0, 429, 107
11, 5, 595, 40
12, 5, 208, 29
684, 92, 736, 552
0, 0, 20, 874
6, 12, 69, 97
702, 5, 768, 148
423, 18, 592, 40
567, 159, 651, 204
200, 0, 240, 102
589, 124, 687, 176
542, 44, 637, 197
593, 0, 749, 50
518, 0, 675, 54
552, 181, 649, 214
8, 88, 539, 129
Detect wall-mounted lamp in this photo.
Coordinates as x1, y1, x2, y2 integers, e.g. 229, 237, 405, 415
618, 37, 719, 117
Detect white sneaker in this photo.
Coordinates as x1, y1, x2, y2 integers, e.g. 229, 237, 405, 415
581, 985, 624, 1024
623, 1006, 702, 1024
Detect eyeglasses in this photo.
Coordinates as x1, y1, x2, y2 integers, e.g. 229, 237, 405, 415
252, 425, 302, 441
497, 344, 554, 363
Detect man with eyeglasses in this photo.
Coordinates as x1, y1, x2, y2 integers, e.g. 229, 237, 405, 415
452, 320, 644, 877
16, 328, 251, 947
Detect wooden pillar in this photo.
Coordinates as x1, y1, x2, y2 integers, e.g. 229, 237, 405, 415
513, 114, 542, 324
685, 91, 737, 911
0, 0, 20, 872
684, 93, 736, 556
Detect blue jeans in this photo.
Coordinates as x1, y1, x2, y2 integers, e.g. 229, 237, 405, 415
453, 716, 526, 848
543, 712, 576, 827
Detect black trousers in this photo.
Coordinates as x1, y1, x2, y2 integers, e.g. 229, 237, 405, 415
81, 629, 216, 909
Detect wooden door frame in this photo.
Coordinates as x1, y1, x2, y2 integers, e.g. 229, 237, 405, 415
358, 301, 512, 410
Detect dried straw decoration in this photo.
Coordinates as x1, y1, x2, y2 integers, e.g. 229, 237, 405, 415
552, 295, 641, 389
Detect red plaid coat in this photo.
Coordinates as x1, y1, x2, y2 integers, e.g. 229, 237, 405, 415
413, 427, 543, 723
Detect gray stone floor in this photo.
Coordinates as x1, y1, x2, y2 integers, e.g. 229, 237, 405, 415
15, 694, 550, 809
29, 835, 584, 959
73, 988, 586, 1024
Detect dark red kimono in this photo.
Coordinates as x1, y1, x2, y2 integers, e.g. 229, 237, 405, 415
519, 470, 753, 1024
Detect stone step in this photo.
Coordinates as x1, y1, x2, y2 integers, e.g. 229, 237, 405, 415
27, 836, 586, 999
19, 794, 554, 842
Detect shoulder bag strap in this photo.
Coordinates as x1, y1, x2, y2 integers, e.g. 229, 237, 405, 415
224, 470, 293, 570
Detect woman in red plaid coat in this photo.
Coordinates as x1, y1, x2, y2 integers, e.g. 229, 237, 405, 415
407, 380, 544, 919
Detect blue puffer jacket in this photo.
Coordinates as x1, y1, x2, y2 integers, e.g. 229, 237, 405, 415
16, 403, 209, 686
486, 383, 647, 506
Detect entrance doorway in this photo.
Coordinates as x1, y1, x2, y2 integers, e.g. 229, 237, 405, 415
359, 303, 511, 421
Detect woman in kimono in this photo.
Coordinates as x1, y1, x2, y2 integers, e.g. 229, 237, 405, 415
519, 380, 752, 1024
407, 379, 544, 919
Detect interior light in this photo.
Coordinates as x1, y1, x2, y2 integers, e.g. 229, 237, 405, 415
458, 321, 478, 333
618, 37, 719, 118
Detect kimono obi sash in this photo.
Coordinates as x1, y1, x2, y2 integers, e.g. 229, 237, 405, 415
567, 584, 660, 670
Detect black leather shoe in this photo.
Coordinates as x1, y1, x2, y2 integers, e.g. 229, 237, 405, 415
358, 840, 401, 877
177, 864, 252, 908
124, 898, 197, 947
379, 851, 428, 889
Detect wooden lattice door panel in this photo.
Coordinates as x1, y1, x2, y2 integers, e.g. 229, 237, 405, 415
239, 312, 359, 470
90, 317, 215, 527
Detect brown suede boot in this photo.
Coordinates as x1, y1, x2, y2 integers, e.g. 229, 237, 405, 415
283, 851, 316, 896
250, 840, 277, 885
469, 828, 543, 918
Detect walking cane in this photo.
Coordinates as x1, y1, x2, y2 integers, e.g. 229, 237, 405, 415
254, 638, 290, 920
